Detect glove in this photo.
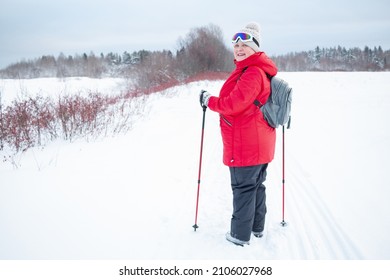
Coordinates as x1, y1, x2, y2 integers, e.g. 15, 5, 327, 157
199, 90, 211, 108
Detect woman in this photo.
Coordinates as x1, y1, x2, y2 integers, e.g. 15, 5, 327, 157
199, 22, 278, 246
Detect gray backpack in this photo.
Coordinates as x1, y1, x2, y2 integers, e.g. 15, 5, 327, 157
254, 75, 292, 129
240, 66, 293, 129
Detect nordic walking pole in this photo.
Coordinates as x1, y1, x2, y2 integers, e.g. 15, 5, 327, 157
193, 104, 207, 231
281, 125, 287, 227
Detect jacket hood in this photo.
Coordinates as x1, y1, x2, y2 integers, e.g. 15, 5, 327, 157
235, 52, 278, 77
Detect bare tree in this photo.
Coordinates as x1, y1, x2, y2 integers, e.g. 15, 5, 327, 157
176, 23, 233, 77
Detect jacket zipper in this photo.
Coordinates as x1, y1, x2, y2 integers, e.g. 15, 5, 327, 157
221, 115, 232, 127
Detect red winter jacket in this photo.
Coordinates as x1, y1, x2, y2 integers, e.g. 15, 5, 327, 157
207, 52, 278, 167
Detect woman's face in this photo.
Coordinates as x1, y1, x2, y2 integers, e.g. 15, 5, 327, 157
233, 41, 255, 61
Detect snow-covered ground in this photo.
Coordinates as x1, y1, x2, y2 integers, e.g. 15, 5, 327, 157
0, 72, 389, 260
0, 77, 130, 106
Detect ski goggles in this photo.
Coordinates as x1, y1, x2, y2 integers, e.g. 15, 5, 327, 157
232, 32, 259, 47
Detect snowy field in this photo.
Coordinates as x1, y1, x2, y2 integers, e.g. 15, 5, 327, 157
0, 72, 390, 261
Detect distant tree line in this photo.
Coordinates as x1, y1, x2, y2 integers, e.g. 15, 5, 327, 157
0, 24, 389, 84
273, 46, 389, 71
0, 24, 234, 91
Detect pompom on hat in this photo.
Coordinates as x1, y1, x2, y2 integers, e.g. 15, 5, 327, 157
233, 22, 261, 52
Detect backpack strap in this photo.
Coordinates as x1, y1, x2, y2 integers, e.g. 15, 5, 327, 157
253, 99, 263, 108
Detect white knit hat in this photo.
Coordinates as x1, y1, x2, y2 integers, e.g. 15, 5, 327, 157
237, 22, 261, 52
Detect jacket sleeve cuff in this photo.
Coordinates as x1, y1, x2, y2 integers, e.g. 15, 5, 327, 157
207, 96, 216, 110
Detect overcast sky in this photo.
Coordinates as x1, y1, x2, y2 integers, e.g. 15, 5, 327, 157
0, 0, 389, 69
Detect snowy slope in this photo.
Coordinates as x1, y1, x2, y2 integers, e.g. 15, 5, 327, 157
0, 73, 389, 260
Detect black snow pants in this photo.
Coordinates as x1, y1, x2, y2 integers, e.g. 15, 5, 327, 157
229, 164, 268, 242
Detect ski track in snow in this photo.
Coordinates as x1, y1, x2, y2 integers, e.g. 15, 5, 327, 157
1, 73, 389, 260
277, 154, 363, 259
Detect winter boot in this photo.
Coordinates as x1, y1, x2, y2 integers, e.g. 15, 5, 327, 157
252, 231, 264, 238
225, 232, 250, 246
